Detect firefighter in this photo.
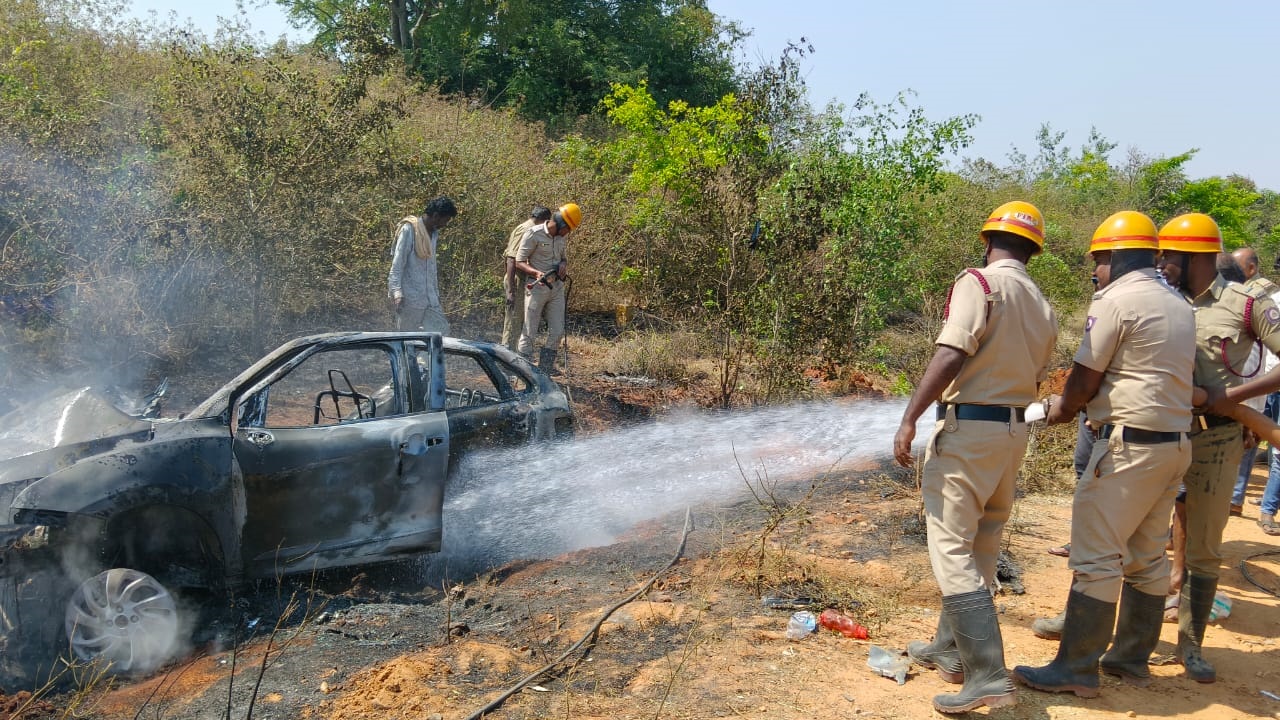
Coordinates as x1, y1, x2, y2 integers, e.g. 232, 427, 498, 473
515, 203, 581, 373
896, 201, 1058, 713
1012, 211, 1195, 696
1156, 212, 1280, 683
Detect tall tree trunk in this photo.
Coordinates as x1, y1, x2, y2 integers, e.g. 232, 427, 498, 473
390, 0, 410, 49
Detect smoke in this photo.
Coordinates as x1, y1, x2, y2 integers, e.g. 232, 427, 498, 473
423, 397, 924, 580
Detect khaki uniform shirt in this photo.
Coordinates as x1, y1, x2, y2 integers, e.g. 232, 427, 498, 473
1188, 274, 1280, 390
1246, 275, 1280, 296
1075, 268, 1195, 432
936, 259, 1058, 407
504, 218, 537, 259
1241, 275, 1280, 409
515, 224, 566, 276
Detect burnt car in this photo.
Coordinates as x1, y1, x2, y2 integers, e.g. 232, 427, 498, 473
0, 332, 571, 674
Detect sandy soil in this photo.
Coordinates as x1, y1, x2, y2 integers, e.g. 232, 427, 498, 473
7, 460, 1276, 720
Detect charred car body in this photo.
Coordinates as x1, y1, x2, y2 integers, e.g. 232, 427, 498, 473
0, 333, 571, 674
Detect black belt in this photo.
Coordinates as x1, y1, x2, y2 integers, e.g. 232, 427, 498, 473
936, 404, 1025, 423
1197, 414, 1236, 429
1099, 425, 1183, 444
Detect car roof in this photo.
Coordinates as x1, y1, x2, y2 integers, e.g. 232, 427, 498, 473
188, 333, 552, 419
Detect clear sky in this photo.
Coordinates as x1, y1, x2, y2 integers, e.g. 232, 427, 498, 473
125, 0, 1278, 190
709, 0, 1278, 190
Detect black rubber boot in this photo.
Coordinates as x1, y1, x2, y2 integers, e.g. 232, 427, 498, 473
1100, 583, 1166, 687
1013, 590, 1117, 698
907, 613, 963, 684
932, 590, 1016, 714
537, 347, 560, 376
1031, 609, 1065, 640
1178, 573, 1217, 683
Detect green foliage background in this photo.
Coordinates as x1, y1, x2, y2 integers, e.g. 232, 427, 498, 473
3, 0, 1279, 404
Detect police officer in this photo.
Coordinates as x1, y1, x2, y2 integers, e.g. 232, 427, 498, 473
1013, 211, 1195, 697
502, 205, 552, 352
896, 201, 1058, 714
1156, 212, 1280, 683
1227, 247, 1280, 515
515, 203, 582, 373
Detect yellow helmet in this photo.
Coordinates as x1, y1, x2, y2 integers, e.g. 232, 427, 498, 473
557, 203, 582, 231
1157, 212, 1222, 253
1089, 211, 1159, 253
980, 200, 1045, 253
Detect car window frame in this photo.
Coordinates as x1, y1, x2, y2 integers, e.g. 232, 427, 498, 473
235, 341, 409, 429
444, 348, 525, 402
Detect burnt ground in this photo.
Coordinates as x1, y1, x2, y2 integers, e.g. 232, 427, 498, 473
8, 465, 1280, 720
2, 337, 1280, 719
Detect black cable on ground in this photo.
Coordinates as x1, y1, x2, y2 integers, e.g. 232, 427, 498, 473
1240, 549, 1280, 598
462, 507, 694, 720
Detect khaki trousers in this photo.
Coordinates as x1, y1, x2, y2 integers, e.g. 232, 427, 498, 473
501, 274, 527, 352
1070, 429, 1190, 601
1183, 422, 1243, 580
922, 414, 1026, 596
518, 281, 565, 356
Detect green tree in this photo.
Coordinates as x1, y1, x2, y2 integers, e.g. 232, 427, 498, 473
582, 46, 977, 404
278, 0, 741, 121
583, 79, 769, 406
1169, 175, 1261, 248
760, 91, 977, 362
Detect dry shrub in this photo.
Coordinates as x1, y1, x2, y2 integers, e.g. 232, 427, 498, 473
1020, 419, 1079, 495
717, 512, 911, 634
599, 330, 708, 382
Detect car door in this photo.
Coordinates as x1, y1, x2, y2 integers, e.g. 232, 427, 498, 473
436, 347, 528, 463
232, 338, 449, 578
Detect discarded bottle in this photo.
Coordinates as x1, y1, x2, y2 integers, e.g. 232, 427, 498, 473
785, 611, 817, 640
819, 608, 869, 639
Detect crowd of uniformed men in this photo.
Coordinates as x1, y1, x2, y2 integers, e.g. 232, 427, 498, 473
894, 201, 1280, 713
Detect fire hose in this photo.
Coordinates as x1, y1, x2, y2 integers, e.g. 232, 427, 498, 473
461, 507, 692, 720
1240, 549, 1280, 598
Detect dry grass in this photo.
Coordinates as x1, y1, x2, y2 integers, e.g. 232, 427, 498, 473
1019, 419, 1079, 495
595, 330, 710, 382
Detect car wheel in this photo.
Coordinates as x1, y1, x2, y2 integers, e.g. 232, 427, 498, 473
64, 568, 180, 673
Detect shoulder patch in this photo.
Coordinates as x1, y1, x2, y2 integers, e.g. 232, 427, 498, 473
1233, 282, 1269, 300
1084, 316, 1096, 332
1266, 306, 1280, 325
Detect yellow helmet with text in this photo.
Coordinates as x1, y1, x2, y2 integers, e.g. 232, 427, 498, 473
980, 200, 1045, 253
556, 203, 582, 232
1089, 211, 1159, 253
1157, 212, 1223, 253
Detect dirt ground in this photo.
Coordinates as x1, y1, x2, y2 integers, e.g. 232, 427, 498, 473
6, 463, 1278, 719
3, 345, 1280, 720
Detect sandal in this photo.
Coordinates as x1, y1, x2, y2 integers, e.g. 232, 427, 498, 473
1260, 516, 1280, 536
1046, 542, 1071, 557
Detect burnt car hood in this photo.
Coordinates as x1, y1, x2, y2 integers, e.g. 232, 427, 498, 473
0, 388, 155, 494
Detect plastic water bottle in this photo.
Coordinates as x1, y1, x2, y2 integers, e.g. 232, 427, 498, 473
785, 611, 817, 640
819, 608, 869, 639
